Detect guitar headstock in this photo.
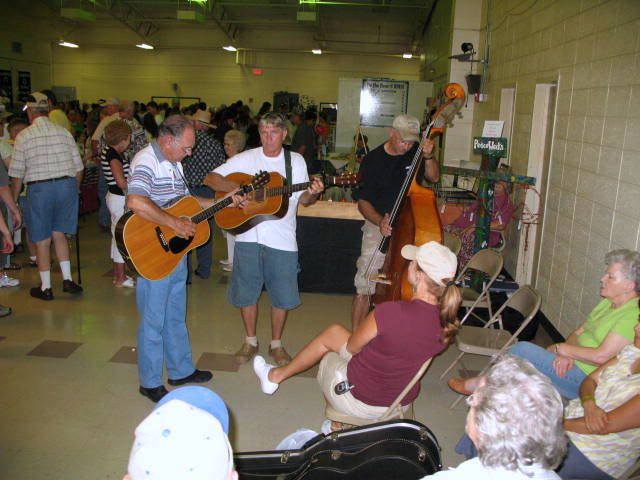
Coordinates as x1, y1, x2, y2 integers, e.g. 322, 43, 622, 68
326, 172, 360, 188
243, 170, 270, 193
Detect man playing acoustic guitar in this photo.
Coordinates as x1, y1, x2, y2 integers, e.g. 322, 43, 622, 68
207, 112, 324, 367
127, 115, 243, 403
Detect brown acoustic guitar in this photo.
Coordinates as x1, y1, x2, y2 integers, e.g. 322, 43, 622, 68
214, 171, 360, 234
115, 171, 270, 280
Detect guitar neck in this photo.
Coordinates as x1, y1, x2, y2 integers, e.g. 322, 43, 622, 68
268, 182, 310, 197
190, 196, 233, 224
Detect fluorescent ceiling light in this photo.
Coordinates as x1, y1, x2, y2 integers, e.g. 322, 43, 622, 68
402, 53, 413, 59
136, 43, 154, 50
223, 45, 237, 52
312, 49, 322, 55
58, 40, 79, 48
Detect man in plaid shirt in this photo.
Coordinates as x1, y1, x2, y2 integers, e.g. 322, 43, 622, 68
9, 92, 84, 301
182, 109, 226, 280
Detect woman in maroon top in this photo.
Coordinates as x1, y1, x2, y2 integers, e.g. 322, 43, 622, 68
253, 241, 462, 421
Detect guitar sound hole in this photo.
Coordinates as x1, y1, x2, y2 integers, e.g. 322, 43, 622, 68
168, 235, 194, 254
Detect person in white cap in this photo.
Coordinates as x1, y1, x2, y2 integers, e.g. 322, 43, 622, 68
125, 387, 237, 480
351, 114, 440, 330
253, 241, 461, 427
9, 92, 84, 301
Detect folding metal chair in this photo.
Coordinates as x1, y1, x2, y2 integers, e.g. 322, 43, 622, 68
441, 285, 541, 408
457, 249, 503, 325
443, 232, 462, 257
325, 358, 433, 427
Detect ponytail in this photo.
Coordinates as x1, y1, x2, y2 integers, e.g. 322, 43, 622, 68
422, 275, 462, 345
439, 279, 462, 345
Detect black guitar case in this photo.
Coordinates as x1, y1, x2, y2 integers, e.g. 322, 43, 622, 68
234, 420, 442, 479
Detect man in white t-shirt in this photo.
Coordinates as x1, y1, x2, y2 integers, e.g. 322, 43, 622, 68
208, 113, 323, 366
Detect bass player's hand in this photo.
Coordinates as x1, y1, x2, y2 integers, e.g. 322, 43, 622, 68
379, 213, 392, 237
172, 217, 197, 239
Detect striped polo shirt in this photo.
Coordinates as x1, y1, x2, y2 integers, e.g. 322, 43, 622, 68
127, 142, 188, 207
99, 145, 130, 195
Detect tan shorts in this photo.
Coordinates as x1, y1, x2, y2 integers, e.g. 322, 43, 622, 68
317, 345, 388, 420
354, 221, 385, 295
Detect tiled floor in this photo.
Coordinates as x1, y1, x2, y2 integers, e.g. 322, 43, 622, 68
0, 214, 528, 479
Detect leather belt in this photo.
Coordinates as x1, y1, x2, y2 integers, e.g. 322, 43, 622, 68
27, 176, 72, 186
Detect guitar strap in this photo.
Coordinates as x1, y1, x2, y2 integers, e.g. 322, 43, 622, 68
284, 148, 292, 197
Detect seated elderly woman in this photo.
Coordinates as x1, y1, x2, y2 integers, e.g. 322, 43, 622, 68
253, 241, 462, 421
454, 320, 640, 479
449, 249, 640, 399
428, 355, 566, 479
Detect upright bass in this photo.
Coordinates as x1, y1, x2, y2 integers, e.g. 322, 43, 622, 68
366, 83, 466, 304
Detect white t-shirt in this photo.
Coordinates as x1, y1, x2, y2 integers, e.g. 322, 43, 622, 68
425, 458, 560, 480
213, 146, 308, 252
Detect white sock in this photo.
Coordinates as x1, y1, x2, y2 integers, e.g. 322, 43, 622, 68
40, 270, 51, 290
13, 229, 21, 244
60, 260, 72, 281
270, 339, 282, 349
246, 336, 258, 347
253, 356, 279, 395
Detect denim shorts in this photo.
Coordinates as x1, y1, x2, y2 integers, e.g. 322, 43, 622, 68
26, 177, 78, 243
228, 242, 300, 310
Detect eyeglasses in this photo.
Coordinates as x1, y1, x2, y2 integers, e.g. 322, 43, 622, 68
173, 139, 193, 155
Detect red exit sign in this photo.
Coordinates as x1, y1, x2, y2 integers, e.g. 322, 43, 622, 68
252, 68, 263, 76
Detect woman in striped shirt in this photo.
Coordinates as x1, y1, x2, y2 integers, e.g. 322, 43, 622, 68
100, 120, 133, 287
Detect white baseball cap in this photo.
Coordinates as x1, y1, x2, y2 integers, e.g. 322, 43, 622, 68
127, 399, 234, 480
392, 114, 420, 142
401, 241, 457, 286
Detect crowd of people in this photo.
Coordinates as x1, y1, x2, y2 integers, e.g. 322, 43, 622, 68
1, 91, 639, 479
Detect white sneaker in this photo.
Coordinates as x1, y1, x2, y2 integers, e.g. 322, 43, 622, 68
223, 264, 232, 272
0, 273, 19, 287
114, 276, 135, 288
219, 258, 230, 265
253, 355, 279, 395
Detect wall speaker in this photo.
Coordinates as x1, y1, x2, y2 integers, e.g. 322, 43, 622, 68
466, 74, 482, 94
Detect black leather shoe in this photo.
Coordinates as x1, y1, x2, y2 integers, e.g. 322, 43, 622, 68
168, 369, 213, 386
30, 286, 54, 301
62, 279, 83, 294
139, 385, 169, 403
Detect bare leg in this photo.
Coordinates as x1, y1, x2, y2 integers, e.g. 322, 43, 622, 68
113, 262, 126, 283
351, 294, 371, 331
240, 305, 258, 337
269, 324, 351, 384
35, 237, 52, 272
270, 306, 287, 341
51, 231, 70, 262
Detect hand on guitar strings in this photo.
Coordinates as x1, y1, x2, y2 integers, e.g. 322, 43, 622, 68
307, 176, 324, 196
172, 216, 197, 239
227, 188, 248, 208
379, 213, 393, 237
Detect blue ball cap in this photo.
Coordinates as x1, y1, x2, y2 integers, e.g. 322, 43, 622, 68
156, 386, 229, 434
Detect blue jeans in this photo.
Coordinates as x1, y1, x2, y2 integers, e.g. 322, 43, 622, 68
187, 185, 214, 280
509, 341, 586, 399
136, 257, 194, 388
455, 433, 612, 480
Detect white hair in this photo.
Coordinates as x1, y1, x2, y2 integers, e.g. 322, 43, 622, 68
471, 355, 567, 472
605, 249, 640, 292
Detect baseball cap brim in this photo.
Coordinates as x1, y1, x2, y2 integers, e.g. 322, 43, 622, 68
156, 386, 229, 434
401, 244, 419, 260
398, 131, 420, 142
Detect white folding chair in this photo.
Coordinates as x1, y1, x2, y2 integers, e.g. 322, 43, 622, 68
441, 285, 541, 408
457, 249, 503, 325
325, 358, 433, 427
